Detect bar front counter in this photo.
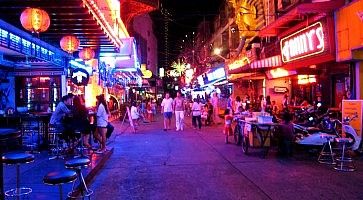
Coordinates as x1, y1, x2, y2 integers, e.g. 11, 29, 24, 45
0, 112, 52, 149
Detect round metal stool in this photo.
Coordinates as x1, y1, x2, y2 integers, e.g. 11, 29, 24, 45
334, 137, 356, 172
317, 134, 336, 164
65, 157, 93, 199
43, 169, 78, 200
2, 152, 35, 199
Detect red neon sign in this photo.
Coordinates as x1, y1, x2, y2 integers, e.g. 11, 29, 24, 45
280, 22, 325, 63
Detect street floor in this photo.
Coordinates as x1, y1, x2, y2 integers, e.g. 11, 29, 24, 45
90, 114, 363, 200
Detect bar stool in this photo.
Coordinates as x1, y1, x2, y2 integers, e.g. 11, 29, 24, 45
43, 170, 78, 200
65, 157, 93, 199
74, 131, 89, 158
48, 126, 65, 160
317, 134, 336, 164
2, 152, 35, 199
334, 137, 356, 172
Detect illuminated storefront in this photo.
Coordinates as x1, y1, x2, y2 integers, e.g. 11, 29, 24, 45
278, 16, 352, 107
99, 37, 142, 103
336, 0, 363, 100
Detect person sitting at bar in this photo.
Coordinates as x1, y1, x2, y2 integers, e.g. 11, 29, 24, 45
72, 96, 91, 148
50, 95, 72, 133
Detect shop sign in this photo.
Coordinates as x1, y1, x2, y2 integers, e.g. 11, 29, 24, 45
280, 22, 325, 63
297, 75, 316, 85
71, 68, 89, 86
342, 100, 363, 138
206, 67, 226, 84
273, 86, 288, 93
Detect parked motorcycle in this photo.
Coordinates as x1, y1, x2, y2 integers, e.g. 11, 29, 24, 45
294, 113, 360, 151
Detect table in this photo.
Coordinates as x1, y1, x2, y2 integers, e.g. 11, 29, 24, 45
238, 120, 279, 158
0, 128, 21, 200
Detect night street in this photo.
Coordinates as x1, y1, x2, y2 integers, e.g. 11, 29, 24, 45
1, 0, 363, 199
90, 116, 363, 200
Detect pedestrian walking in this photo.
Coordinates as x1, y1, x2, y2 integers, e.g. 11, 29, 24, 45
191, 98, 202, 130
211, 92, 220, 124
151, 99, 157, 122
173, 91, 185, 131
161, 93, 173, 131
224, 109, 233, 144
130, 101, 141, 127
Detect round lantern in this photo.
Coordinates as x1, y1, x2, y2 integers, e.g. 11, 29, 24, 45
20, 8, 50, 33
79, 48, 95, 61
60, 35, 80, 53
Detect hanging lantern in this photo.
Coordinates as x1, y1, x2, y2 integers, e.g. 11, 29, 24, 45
79, 48, 95, 61
60, 35, 80, 53
20, 8, 50, 33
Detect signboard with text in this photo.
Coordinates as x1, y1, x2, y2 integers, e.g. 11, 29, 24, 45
342, 100, 363, 137
280, 22, 325, 63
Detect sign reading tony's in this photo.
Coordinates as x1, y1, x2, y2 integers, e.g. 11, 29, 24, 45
280, 22, 325, 63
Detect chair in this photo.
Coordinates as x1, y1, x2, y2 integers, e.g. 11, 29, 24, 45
65, 157, 93, 199
334, 137, 356, 171
317, 135, 335, 164
43, 170, 78, 200
2, 152, 35, 199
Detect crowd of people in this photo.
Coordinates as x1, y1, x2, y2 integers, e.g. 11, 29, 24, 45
48, 91, 301, 156
49, 93, 110, 154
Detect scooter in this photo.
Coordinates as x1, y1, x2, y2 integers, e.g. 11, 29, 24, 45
294, 113, 361, 150
336, 114, 361, 151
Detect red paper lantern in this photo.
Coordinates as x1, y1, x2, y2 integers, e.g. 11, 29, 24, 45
20, 8, 50, 33
79, 48, 95, 61
60, 35, 80, 53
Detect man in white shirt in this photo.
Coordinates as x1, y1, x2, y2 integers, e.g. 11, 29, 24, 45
161, 93, 173, 131
173, 92, 185, 131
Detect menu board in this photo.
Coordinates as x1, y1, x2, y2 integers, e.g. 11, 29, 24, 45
342, 100, 363, 137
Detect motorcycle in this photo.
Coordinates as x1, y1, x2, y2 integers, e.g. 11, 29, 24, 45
294, 113, 360, 151
336, 114, 361, 151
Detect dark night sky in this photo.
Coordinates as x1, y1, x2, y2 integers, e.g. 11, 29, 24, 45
150, 0, 223, 69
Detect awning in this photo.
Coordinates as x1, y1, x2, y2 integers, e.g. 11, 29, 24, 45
228, 55, 282, 74
259, 0, 345, 37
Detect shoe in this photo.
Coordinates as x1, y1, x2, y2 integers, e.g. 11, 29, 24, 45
163, 129, 167, 131
176, 129, 180, 131
95, 149, 104, 154
180, 128, 184, 131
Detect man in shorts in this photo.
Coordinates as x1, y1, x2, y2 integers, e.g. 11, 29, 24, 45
161, 93, 173, 131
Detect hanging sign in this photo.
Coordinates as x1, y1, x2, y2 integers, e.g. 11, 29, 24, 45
280, 22, 325, 63
71, 68, 90, 86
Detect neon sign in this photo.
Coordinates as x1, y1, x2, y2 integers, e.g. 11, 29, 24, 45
280, 22, 325, 63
